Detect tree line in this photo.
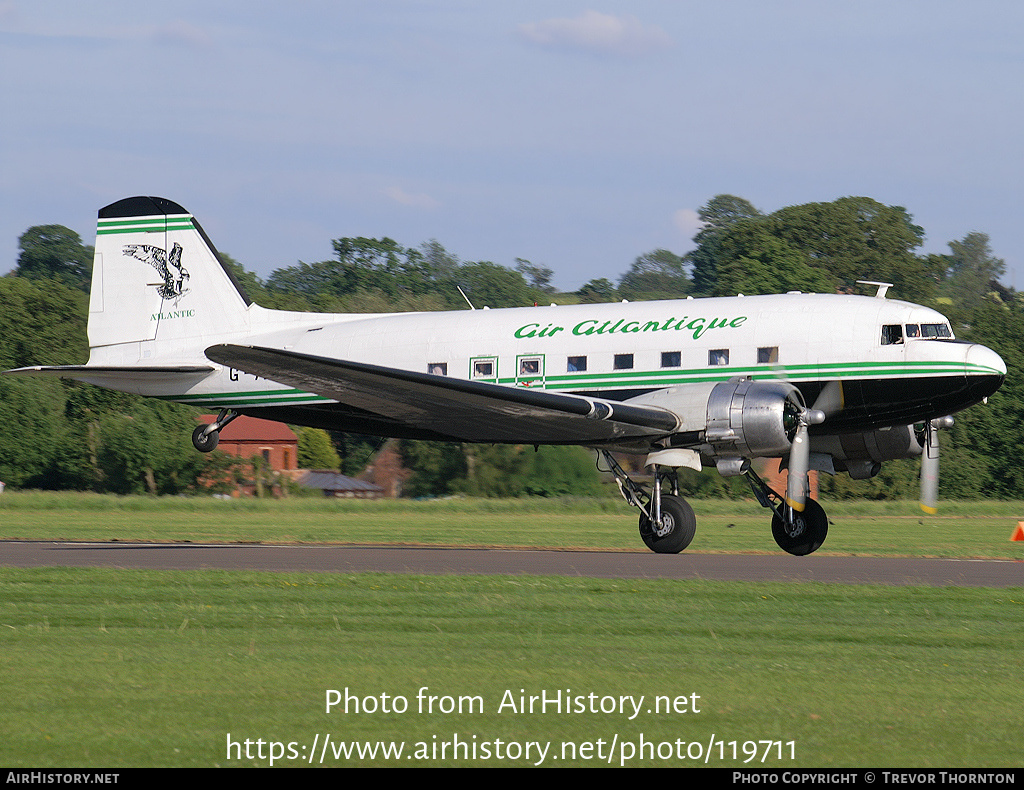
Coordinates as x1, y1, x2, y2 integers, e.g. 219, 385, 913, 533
1, 194, 1021, 499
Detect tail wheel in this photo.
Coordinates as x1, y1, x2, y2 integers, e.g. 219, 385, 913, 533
639, 495, 696, 554
771, 498, 828, 555
192, 424, 220, 452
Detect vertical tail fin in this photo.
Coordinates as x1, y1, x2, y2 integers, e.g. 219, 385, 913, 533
89, 197, 253, 358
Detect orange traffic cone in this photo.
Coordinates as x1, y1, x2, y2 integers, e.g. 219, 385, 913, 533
1012, 522, 1024, 542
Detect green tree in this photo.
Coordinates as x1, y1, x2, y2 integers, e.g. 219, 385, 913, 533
296, 427, 341, 470
219, 252, 268, 304
93, 400, 205, 495
688, 195, 763, 295
576, 278, 618, 303
618, 249, 689, 301
454, 261, 538, 309
419, 240, 461, 282
0, 376, 68, 488
770, 197, 937, 299
399, 440, 467, 497
515, 258, 555, 294
0, 276, 88, 368
942, 232, 1007, 314
709, 220, 835, 297
330, 432, 381, 477
948, 300, 1024, 499
14, 225, 94, 291
522, 446, 602, 497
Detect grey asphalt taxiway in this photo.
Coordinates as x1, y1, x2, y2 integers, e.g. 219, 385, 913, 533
1, 541, 1021, 586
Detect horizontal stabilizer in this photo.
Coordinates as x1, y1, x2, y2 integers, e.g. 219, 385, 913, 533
205, 344, 679, 444
7, 365, 214, 376
5, 365, 215, 395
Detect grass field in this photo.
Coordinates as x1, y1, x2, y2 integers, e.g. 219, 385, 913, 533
3, 491, 1024, 558
1, 493, 1022, 768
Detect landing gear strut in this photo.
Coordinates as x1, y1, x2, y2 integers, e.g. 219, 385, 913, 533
191, 409, 239, 453
744, 465, 828, 555
601, 450, 696, 554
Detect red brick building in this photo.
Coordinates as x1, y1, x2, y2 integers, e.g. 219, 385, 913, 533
201, 415, 299, 472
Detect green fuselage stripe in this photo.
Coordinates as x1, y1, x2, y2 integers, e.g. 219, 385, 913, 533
162, 361, 987, 409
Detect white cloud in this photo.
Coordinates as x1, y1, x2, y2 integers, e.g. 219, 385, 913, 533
672, 208, 704, 240
382, 186, 440, 210
517, 10, 672, 57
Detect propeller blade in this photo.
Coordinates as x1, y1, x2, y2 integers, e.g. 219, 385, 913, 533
786, 408, 825, 512
919, 416, 953, 515
919, 422, 939, 514
786, 421, 811, 511
811, 380, 844, 418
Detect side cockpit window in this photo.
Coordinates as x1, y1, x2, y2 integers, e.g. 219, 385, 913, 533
881, 324, 903, 345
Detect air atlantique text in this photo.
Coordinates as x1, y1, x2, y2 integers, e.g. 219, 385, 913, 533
514, 314, 748, 340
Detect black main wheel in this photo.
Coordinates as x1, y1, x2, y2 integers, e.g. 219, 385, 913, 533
771, 498, 828, 555
639, 495, 696, 554
192, 424, 220, 452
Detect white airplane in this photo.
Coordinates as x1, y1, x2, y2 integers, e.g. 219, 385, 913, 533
7, 197, 1007, 555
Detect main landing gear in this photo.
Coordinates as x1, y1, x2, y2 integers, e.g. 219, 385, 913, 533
600, 451, 828, 556
191, 409, 239, 453
601, 451, 696, 554
744, 465, 828, 556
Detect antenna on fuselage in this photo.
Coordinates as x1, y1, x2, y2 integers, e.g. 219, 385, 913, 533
456, 285, 476, 310
856, 280, 893, 299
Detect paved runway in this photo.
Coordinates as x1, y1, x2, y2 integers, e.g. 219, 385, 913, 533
1, 541, 1021, 586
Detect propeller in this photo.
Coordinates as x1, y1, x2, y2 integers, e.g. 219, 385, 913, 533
920, 416, 953, 514
785, 403, 825, 512
782, 380, 842, 513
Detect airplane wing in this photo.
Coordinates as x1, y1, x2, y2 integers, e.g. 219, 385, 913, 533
205, 344, 680, 444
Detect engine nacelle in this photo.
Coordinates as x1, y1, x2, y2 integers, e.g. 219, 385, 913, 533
812, 425, 923, 477
703, 379, 803, 458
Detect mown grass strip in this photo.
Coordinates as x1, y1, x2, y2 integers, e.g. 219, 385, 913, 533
2, 493, 1023, 558
0, 567, 1021, 767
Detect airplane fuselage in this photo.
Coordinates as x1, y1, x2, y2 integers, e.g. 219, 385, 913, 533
95, 292, 1002, 446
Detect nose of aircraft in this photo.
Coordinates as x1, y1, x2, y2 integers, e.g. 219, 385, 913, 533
965, 342, 1006, 401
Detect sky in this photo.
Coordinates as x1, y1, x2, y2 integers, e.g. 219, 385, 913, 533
2, 1, 1022, 293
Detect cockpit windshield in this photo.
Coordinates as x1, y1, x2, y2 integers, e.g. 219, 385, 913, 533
919, 323, 952, 338
882, 323, 953, 345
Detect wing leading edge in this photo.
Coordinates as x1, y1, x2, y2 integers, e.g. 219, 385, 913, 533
204, 344, 680, 444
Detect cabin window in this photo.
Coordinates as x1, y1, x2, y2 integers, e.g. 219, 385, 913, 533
613, 353, 634, 370
428, 362, 448, 375
905, 324, 920, 338
472, 358, 495, 378
661, 351, 681, 368
881, 325, 903, 345
921, 323, 952, 338
567, 356, 587, 372
758, 346, 779, 364
519, 358, 541, 375
708, 349, 729, 366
